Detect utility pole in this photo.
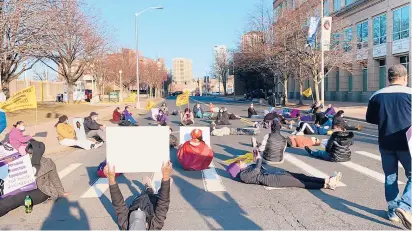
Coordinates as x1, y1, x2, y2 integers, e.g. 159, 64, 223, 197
119, 70, 123, 103
320, 0, 325, 105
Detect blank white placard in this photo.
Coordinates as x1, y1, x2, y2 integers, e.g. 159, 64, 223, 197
179, 127, 210, 146
106, 126, 169, 173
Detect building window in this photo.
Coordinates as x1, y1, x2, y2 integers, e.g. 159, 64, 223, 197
400, 56, 410, 75
343, 27, 353, 52
393, 5, 410, 41
373, 14, 387, 45
345, 0, 352, 6
324, 0, 329, 16
357, 21, 368, 49
331, 33, 340, 48
291, 0, 295, 9
334, 0, 340, 11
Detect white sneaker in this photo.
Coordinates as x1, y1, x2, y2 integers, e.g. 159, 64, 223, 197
296, 131, 304, 136
291, 130, 297, 135
93, 142, 104, 149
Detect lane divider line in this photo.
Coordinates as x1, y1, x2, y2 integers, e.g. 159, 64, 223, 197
356, 151, 404, 169
58, 163, 83, 179
201, 162, 226, 192
340, 161, 405, 185
80, 178, 109, 198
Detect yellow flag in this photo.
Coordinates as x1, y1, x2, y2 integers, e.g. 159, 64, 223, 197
176, 93, 189, 106
224, 152, 254, 165
0, 86, 37, 112
145, 100, 155, 110
302, 88, 312, 97
124, 93, 137, 102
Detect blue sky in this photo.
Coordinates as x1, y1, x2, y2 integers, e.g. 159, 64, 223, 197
86, 0, 272, 78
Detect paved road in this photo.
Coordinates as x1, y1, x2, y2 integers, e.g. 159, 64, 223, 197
0, 96, 406, 230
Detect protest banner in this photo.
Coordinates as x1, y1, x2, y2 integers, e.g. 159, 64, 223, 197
176, 93, 189, 107
106, 126, 169, 173
223, 152, 254, 165
151, 108, 159, 120
0, 154, 37, 199
0, 86, 37, 112
72, 118, 87, 141
179, 127, 211, 147
145, 100, 156, 110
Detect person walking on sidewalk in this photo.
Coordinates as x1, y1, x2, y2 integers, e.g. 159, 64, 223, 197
366, 64, 411, 229
84, 112, 106, 142
55, 115, 103, 150
105, 161, 172, 230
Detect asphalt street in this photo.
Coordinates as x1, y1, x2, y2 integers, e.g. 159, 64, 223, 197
0, 96, 406, 230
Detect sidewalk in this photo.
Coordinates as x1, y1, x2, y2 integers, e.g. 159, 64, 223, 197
20, 98, 164, 156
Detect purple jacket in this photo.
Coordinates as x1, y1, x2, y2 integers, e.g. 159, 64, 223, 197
157, 114, 168, 124
9, 127, 32, 150
122, 110, 133, 120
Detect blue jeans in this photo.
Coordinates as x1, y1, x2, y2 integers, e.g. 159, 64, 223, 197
126, 115, 137, 125
380, 149, 411, 216
310, 150, 331, 161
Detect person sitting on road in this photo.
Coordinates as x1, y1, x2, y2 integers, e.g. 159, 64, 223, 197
0, 140, 68, 217
210, 122, 259, 136
177, 129, 214, 171
292, 121, 330, 136
324, 104, 337, 118
251, 120, 286, 164
111, 107, 122, 124
180, 108, 194, 126
304, 122, 354, 162
169, 128, 178, 148
227, 149, 342, 190
247, 103, 259, 118
216, 107, 231, 125
314, 107, 331, 127
123, 106, 137, 126
332, 110, 364, 131
84, 112, 106, 142
160, 103, 169, 116
156, 109, 168, 126
8, 121, 32, 154
105, 161, 172, 230
287, 135, 322, 148
55, 115, 103, 150
225, 108, 241, 120
193, 103, 204, 118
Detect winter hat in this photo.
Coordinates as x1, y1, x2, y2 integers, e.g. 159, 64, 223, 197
190, 129, 202, 140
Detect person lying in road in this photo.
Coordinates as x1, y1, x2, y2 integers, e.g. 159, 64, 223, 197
210, 122, 259, 136
105, 161, 172, 230
227, 150, 342, 190
287, 135, 322, 148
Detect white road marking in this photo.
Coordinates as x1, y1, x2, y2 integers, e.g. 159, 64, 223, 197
284, 153, 347, 187
353, 131, 378, 138
356, 151, 404, 169
80, 178, 109, 198
201, 162, 226, 192
58, 163, 83, 179
340, 161, 405, 184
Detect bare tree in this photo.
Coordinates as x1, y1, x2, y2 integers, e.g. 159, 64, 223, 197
0, 0, 56, 96
212, 50, 230, 95
40, 1, 108, 103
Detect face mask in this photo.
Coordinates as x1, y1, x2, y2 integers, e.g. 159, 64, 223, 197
341, 115, 344, 118
93, 116, 98, 121
66, 120, 69, 124
19, 126, 25, 131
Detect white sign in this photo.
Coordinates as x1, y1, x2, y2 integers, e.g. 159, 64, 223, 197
106, 126, 169, 173
179, 127, 211, 147
321, 17, 332, 51
0, 155, 37, 198
73, 118, 87, 141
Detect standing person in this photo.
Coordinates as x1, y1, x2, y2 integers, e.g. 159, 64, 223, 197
366, 64, 411, 228
105, 161, 172, 230
8, 121, 31, 154
55, 115, 102, 150
84, 112, 106, 142
332, 110, 364, 131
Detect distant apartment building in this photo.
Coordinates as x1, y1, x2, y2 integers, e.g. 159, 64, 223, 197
272, 0, 410, 102
241, 31, 265, 52
172, 58, 193, 84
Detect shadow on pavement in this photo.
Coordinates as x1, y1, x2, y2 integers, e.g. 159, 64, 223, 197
173, 175, 262, 230
215, 144, 248, 157
41, 198, 90, 230
308, 190, 400, 229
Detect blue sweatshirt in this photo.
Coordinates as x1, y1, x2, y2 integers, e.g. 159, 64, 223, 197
0, 110, 6, 134
366, 85, 412, 151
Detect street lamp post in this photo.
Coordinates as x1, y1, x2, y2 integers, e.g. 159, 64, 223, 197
135, 6, 163, 109
320, 0, 325, 105
119, 70, 123, 103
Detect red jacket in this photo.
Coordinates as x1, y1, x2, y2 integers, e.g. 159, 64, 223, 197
177, 140, 214, 171
112, 110, 122, 122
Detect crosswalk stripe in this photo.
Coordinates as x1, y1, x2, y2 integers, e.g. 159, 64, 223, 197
355, 151, 404, 169
340, 161, 405, 185
58, 163, 83, 179
80, 178, 109, 198
201, 162, 226, 192
283, 153, 347, 187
